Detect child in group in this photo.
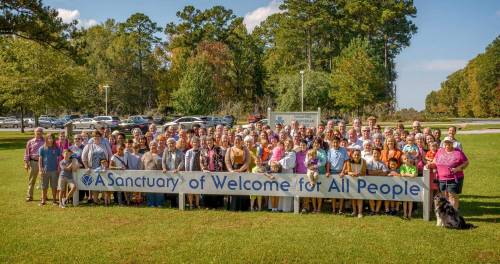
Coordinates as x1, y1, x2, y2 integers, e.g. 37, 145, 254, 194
402, 135, 418, 165
387, 157, 401, 214
269, 141, 284, 164
110, 144, 128, 205
95, 159, 111, 206
366, 148, 389, 214
266, 161, 281, 212
250, 160, 275, 211
425, 142, 439, 196
305, 149, 319, 187
58, 149, 79, 208
341, 149, 367, 218
399, 154, 417, 219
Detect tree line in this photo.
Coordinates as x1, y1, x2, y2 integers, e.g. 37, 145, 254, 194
425, 36, 500, 117
0, 0, 418, 118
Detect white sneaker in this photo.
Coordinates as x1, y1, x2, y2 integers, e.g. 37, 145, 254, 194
62, 198, 67, 207
59, 203, 66, 208
357, 213, 363, 218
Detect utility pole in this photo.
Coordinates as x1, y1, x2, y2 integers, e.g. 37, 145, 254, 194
300, 70, 305, 112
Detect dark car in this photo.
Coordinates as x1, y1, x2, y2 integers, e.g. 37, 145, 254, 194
153, 116, 166, 125
119, 116, 149, 133
247, 114, 265, 123
222, 115, 236, 127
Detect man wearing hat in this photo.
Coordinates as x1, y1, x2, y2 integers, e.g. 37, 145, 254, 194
23, 127, 45, 201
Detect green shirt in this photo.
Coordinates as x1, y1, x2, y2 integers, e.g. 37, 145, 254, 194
399, 164, 416, 176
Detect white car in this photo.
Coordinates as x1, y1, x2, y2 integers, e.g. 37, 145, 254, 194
71, 118, 106, 130
93, 116, 121, 129
162, 116, 212, 131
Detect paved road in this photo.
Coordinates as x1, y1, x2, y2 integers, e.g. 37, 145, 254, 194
457, 129, 500, 135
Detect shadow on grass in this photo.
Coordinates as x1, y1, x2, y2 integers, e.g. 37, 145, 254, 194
461, 195, 500, 199
460, 200, 500, 219
464, 217, 499, 223
0, 138, 28, 150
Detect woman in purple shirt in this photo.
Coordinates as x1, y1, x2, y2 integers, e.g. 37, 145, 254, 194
295, 140, 310, 213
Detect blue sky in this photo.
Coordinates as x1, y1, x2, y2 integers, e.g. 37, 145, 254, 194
46, 0, 500, 110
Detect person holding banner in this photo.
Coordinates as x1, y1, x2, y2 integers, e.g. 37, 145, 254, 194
201, 135, 225, 209
225, 135, 251, 211
326, 137, 349, 214
161, 138, 184, 208
341, 149, 367, 218
142, 141, 164, 207
311, 138, 327, 213
82, 130, 110, 204
185, 136, 202, 209
277, 138, 296, 212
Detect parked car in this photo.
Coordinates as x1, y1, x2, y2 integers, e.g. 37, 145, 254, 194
162, 116, 211, 131
71, 118, 106, 130
119, 116, 149, 133
247, 114, 265, 123
152, 116, 166, 125
222, 115, 236, 127
38, 117, 64, 129
24, 118, 35, 128
242, 119, 268, 129
94, 116, 121, 129
0, 118, 22, 128
61, 114, 80, 123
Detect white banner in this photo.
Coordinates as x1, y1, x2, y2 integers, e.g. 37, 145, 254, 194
75, 170, 425, 202
268, 109, 320, 129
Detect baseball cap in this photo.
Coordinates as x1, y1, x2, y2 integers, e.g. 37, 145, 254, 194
443, 136, 454, 143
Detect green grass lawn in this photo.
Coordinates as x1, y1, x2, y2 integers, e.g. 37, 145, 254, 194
0, 132, 499, 263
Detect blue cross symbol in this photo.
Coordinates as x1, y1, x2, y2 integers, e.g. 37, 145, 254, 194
275, 116, 285, 125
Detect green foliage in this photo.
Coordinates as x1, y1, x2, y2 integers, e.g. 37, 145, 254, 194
0, 0, 79, 58
0, 37, 94, 115
172, 58, 218, 115
425, 36, 500, 117
275, 71, 334, 112
331, 38, 387, 115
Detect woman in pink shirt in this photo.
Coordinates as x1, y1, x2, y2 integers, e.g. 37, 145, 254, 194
432, 137, 469, 209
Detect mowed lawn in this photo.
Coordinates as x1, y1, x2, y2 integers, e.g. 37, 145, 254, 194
0, 132, 499, 263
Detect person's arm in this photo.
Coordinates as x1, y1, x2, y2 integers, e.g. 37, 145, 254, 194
38, 148, 44, 174
161, 151, 167, 172
81, 145, 90, 170
225, 148, 233, 172
340, 161, 348, 177
238, 148, 250, 172
176, 151, 184, 172
325, 161, 331, 177
23, 140, 31, 170
452, 160, 469, 173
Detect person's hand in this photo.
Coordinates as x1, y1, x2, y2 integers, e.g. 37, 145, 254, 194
339, 172, 345, 178
203, 169, 210, 173
162, 169, 167, 173
451, 167, 460, 173
326, 172, 330, 178
24, 163, 29, 172
85, 168, 91, 174
173, 169, 179, 173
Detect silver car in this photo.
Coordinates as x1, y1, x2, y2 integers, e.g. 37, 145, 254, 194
162, 116, 211, 131
71, 118, 106, 130
0, 118, 22, 128
94, 116, 121, 129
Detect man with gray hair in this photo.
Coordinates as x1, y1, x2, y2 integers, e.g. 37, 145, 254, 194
23, 127, 45, 201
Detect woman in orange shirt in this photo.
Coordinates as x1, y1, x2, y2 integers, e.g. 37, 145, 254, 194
381, 136, 402, 168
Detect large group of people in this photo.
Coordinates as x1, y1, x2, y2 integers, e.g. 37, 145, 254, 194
23, 116, 469, 219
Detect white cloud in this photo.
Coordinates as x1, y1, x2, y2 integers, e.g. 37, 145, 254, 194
243, 0, 283, 32
57, 8, 98, 28
420, 59, 467, 71
57, 8, 80, 23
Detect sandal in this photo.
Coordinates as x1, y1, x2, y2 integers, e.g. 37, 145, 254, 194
39, 202, 46, 206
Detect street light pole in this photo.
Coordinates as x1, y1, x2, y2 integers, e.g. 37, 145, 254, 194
300, 70, 305, 112
103, 85, 110, 116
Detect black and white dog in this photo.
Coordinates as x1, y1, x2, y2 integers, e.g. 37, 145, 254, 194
434, 194, 475, 229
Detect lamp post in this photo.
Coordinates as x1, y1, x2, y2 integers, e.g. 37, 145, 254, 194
103, 85, 110, 116
300, 70, 305, 112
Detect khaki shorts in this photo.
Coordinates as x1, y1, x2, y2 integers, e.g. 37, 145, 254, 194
41, 171, 58, 190
58, 177, 76, 191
